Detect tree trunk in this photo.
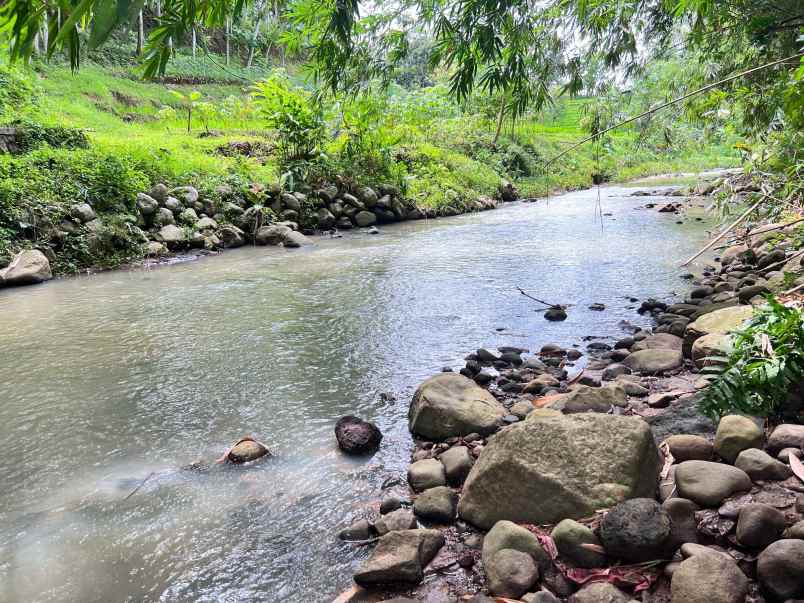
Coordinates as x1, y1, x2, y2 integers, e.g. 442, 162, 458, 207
192, 27, 197, 57
246, 1, 263, 68
493, 94, 507, 145
41, 19, 49, 55
137, 10, 144, 55
225, 18, 231, 65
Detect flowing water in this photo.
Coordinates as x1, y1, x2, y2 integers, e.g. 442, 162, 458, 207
0, 185, 715, 602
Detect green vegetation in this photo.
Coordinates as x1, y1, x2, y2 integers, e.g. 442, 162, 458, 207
700, 296, 804, 420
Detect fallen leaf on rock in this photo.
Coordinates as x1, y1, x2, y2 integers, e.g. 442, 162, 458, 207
533, 393, 564, 408
791, 452, 804, 483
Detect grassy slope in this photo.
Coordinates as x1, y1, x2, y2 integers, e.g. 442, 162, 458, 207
29, 59, 738, 209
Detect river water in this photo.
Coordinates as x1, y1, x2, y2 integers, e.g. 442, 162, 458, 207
0, 185, 714, 602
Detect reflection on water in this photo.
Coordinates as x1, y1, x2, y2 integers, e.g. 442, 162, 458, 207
0, 186, 713, 602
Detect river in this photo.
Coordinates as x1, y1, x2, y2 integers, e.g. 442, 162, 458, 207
0, 184, 714, 602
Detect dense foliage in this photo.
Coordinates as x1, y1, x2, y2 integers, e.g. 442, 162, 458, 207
699, 297, 804, 420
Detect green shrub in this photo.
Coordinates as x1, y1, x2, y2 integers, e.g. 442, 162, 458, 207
11, 119, 90, 152
699, 296, 804, 420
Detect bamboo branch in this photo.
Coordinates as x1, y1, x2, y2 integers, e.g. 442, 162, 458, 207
680, 199, 763, 267
517, 287, 561, 308
545, 52, 804, 168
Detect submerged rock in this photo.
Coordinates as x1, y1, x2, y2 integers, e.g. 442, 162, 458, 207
335, 416, 382, 454
458, 411, 660, 528
225, 437, 270, 463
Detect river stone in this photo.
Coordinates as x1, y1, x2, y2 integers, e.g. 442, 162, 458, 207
355, 210, 377, 227
136, 192, 159, 215
227, 439, 270, 463
691, 333, 733, 369
510, 400, 534, 419
549, 384, 627, 413
409, 373, 506, 440
195, 216, 217, 231
570, 582, 635, 603
757, 539, 804, 600
551, 519, 606, 568
282, 230, 311, 248
339, 519, 374, 541
179, 207, 199, 225
485, 549, 539, 598
522, 592, 561, 603
170, 185, 199, 205
784, 520, 804, 539
675, 460, 752, 507
256, 224, 290, 245
149, 183, 168, 202
439, 446, 474, 485
317, 208, 336, 230
671, 551, 749, 603
164, 196, 182, 213
157, 224, 184, 247
482, 520, 549, 571
522, 373, 560, 394
734, 448, 791, 481
218, 225, 245, 248
665, 434, 713, 462
375, 509, 417, 535
631, 333, 684, 352
353, 529, 444, 586
413, 486, 457, 523
335, 416, 382, 454
458, 412, 660, 528
544, 307, 568, 321
767, 423, 804, 453
662, 497, 698, 546
683, 305, 754, 357
714, 414, 764, 463
736, 503, 786, 549
70, 202, 96, 223
154, 207, 175, 226
0, 250, 52, 286
602, 364, 631, 381
599, 498, 672, 562
408, 458, 446, 492
622, 349, 683, 374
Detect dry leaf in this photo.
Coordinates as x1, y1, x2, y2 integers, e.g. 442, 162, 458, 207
791, 452, 804, 483
534, 393, 564, 408
580, 543, 606, 554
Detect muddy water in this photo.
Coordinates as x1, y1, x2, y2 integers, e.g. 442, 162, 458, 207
0, 185, 714, 602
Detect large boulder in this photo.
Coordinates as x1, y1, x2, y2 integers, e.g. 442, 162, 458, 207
631, 333, 683, 352
683, 305, 754, 357
622, 349, 683, 374
458, 411, 660, 528
0, 249, 52, 286
674, 460, 751, 507
767, 423, 804, 454
671, 551, 749, 603
409, 373, 506, 440
353, 529, 444, 586
334, 416, 382, 454
691, 333, 733, 369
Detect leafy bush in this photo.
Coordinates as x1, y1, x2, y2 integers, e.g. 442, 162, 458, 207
11, 119, 89, 152
0, 64, 37, 120
251, 75, 325, 173
699, 296, 804, 420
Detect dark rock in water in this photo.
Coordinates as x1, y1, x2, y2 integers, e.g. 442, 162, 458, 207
757, 539, 804, 600
600, 498, 672, 562
544, 308, 567, 321
338, 519, 375, 541
226, 438, 270, 463
380, 495, 403, 514
588, 303, 606, 311
335, 415, 382, 454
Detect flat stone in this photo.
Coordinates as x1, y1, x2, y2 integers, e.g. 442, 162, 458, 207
623, 349, 683, 374
570, 582, 636, 603
374, 509, 417, 535
549, 384, 627, 413
353, 529, 444, 586
675, 460, 752, 507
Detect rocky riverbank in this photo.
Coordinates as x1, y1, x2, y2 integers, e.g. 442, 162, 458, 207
333, 171, 804, 603
0, 177, 513, 290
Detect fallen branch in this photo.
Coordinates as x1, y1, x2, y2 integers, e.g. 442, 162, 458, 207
517, 287, 562, 309
680, 199, 763, 267
123, 472, 155, 500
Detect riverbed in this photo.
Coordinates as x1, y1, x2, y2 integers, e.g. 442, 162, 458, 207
0, 185, 715, 602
